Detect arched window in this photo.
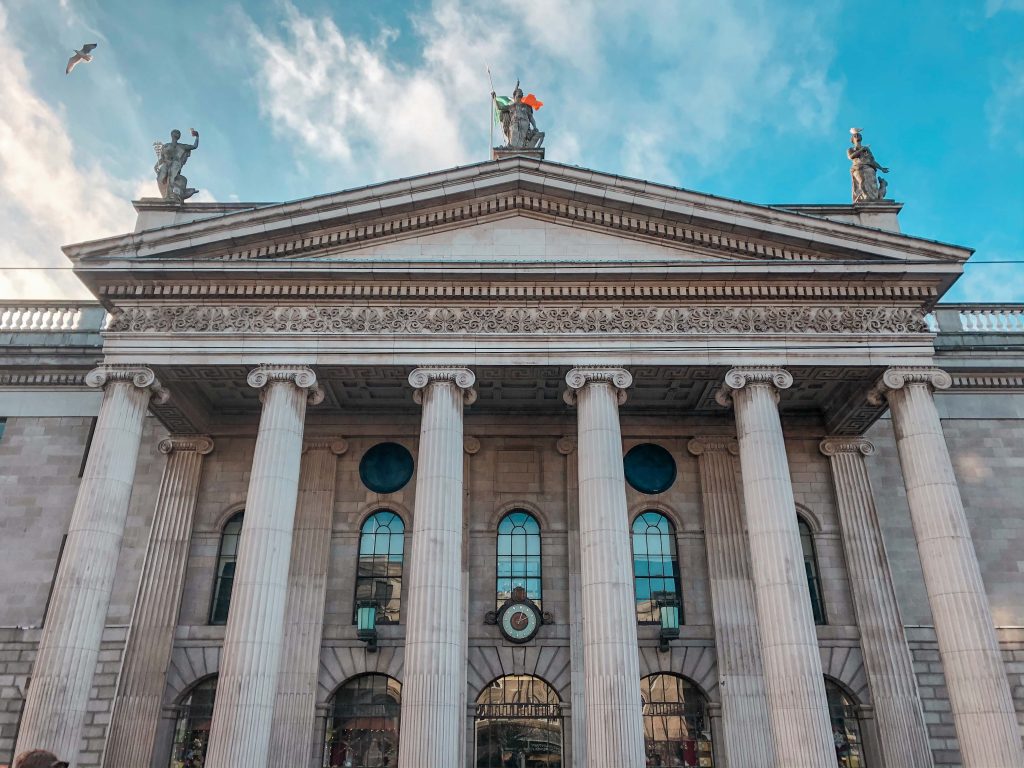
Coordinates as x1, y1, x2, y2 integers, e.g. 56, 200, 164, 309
825, 679, 867, 767
799, 516, 827, 625
324, 674, 401, 768
355, 510, 405, 624
209, 512, 243, 625
496, 510, 542, 610
168, 676, 217, 768
631, 511, 682, 623
640, 674, 714, 767
474, 675, 562, 767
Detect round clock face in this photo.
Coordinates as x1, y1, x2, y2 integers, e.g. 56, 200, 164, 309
500, 603, 540, 643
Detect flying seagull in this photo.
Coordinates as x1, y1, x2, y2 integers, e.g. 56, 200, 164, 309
66, 43, 97, 75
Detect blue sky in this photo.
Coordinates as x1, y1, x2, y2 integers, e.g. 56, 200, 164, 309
1, 0, 1021, 301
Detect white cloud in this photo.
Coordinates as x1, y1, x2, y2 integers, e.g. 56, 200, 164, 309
949, 260, 1024, 302
985, 0, 1024, 16
0, 4, 137, 300
986, 56, 1024, 156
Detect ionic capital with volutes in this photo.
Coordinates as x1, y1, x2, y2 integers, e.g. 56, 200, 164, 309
158, 435, 215, 455
302, 438, 348, 455
819, 437, 875, 457
85, 364, 170, 404
408, 366, 477, 405
687, 436, 739, 456
866, 366, 952, 406
247, 364, 324, 404
714, 367, 793, 407
562, 367, 633, 406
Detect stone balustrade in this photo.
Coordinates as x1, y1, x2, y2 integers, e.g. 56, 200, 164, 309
0, 301, 107, 332
928, 304, 1024, 333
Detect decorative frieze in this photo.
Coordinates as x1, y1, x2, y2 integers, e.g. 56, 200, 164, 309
107, 304, 928, 335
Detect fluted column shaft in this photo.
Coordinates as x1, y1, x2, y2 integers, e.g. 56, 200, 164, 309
102, 435, 214, 768
871, 367, 1024, 767
717, 368, 835, 767
205, 365, 322, 768
820, 437, 934, 767
397, 367, 476, 768
16, 365, 166, 765
268, 440, 346, 768
688, 438, 775, 768
564, 368, 646, 768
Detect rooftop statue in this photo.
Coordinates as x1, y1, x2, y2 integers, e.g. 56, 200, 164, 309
492, 81, 545, 150
847, 128, 889, 203
153, 128, 200, 203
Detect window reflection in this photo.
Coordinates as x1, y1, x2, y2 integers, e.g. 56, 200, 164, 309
475, 675, 562, 768
168, 676, 217, 768
826, 679, 867, 767
355, 510, 405, 624
632, 511, 682, 623
209, 512, 243, 625
640, 674, 714, 767
799, 516, 827, 625
496, 511, 542, 610
324, 674, 401, 768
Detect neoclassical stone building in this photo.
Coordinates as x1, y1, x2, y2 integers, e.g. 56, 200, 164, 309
0, 158, 1022, 768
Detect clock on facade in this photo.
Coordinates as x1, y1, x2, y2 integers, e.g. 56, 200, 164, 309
491, 586, 545, 644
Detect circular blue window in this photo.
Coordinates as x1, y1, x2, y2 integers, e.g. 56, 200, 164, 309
359, 442, 414, 494
623, 443, 677, 494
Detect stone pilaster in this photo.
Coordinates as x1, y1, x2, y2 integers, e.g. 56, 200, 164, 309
397, 367, 476, 768
563, 368, 646, 768
687, 437, 775, 768
716, 367, 835, 767
205, 365, 322, 768
869, 367, 1024, 767
819, 437, 934, 767
267, 439, 347, 768
16, 365, 167, 765
102, 435, 214, 768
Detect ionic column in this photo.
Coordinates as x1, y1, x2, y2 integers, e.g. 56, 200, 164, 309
205, 365, 323, 768
819, 437, 934, 767
868, 367, 1024, 767
16, 365, 167, 764
267, 439, 347, 768
716, 367, 835, 767
563, 368, 646, 768
397, 367, 476, 768
687, 437, 775, 768
102, 435, 214, 768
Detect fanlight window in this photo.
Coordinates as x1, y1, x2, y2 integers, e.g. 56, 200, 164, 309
496, 511, 542, 610
323, 674, 402, 768
168, 676, 217, 768
640, 674, 714, 767
632, 511, 682, 623
799, 516, 827, 625
826, 679, 867, 767
474, 675, 562, 768
209, 512, 243, 625
355, 510, 405, 624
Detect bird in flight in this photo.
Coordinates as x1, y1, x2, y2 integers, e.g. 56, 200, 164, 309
66, 43, 98, 75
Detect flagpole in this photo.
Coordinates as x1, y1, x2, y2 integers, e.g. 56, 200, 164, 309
486, 65, 495, 157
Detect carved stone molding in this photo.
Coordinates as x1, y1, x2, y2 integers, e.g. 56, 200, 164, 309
302, 438, 348, 455
555, 436, 577, 455
866, 366, 952, 406
686, 437, 739, 456
246, 364, 324, 405
85, 364, 170, 404
563, 367, 633, 406
157, 435, 215, 455
463, 436, 481, 455
408, 366, 477, 405
107, 304, 928, 336
0, 372, 88, 387
714, 366, 793, 407
818, 437, 875, 457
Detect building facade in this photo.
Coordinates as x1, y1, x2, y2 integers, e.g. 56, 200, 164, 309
0, 158, 1022, 768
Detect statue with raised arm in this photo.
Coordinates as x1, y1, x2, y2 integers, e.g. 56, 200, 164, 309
153, 128, 200, 203
491, 81, 544, 149
847, 128, 890, 203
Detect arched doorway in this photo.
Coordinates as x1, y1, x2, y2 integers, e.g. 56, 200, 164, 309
639, 673, 714, 767
168, 675, 217, 768
474, 675, 563, 767
323, 674, 402, 768
825, 678, 867, 767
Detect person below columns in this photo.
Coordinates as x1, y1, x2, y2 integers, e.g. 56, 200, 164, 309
716, 367, 836, 768
868, 367, 1024, 768
398, 367, 476, 768
204, 365, 322, 768
563, 367, 647, 768
16, 365, 167, 764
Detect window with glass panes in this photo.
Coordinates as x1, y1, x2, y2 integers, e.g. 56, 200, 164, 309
825, 679, 867, 767
209, 512, 243, 625
631, 511, 682, 623
168, 676, 217, 768
640, 674, 714, 767
496, 511, 542, 610
354, 510, 405, 624
324, 674, 402, 768
799, 516, 827, 625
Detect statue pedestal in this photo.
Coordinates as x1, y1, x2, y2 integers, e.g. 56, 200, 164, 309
492, 147, 545, 161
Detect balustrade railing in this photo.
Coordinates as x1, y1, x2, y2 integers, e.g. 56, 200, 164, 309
930, 304, 1024, 334
0, 302, 107, 332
